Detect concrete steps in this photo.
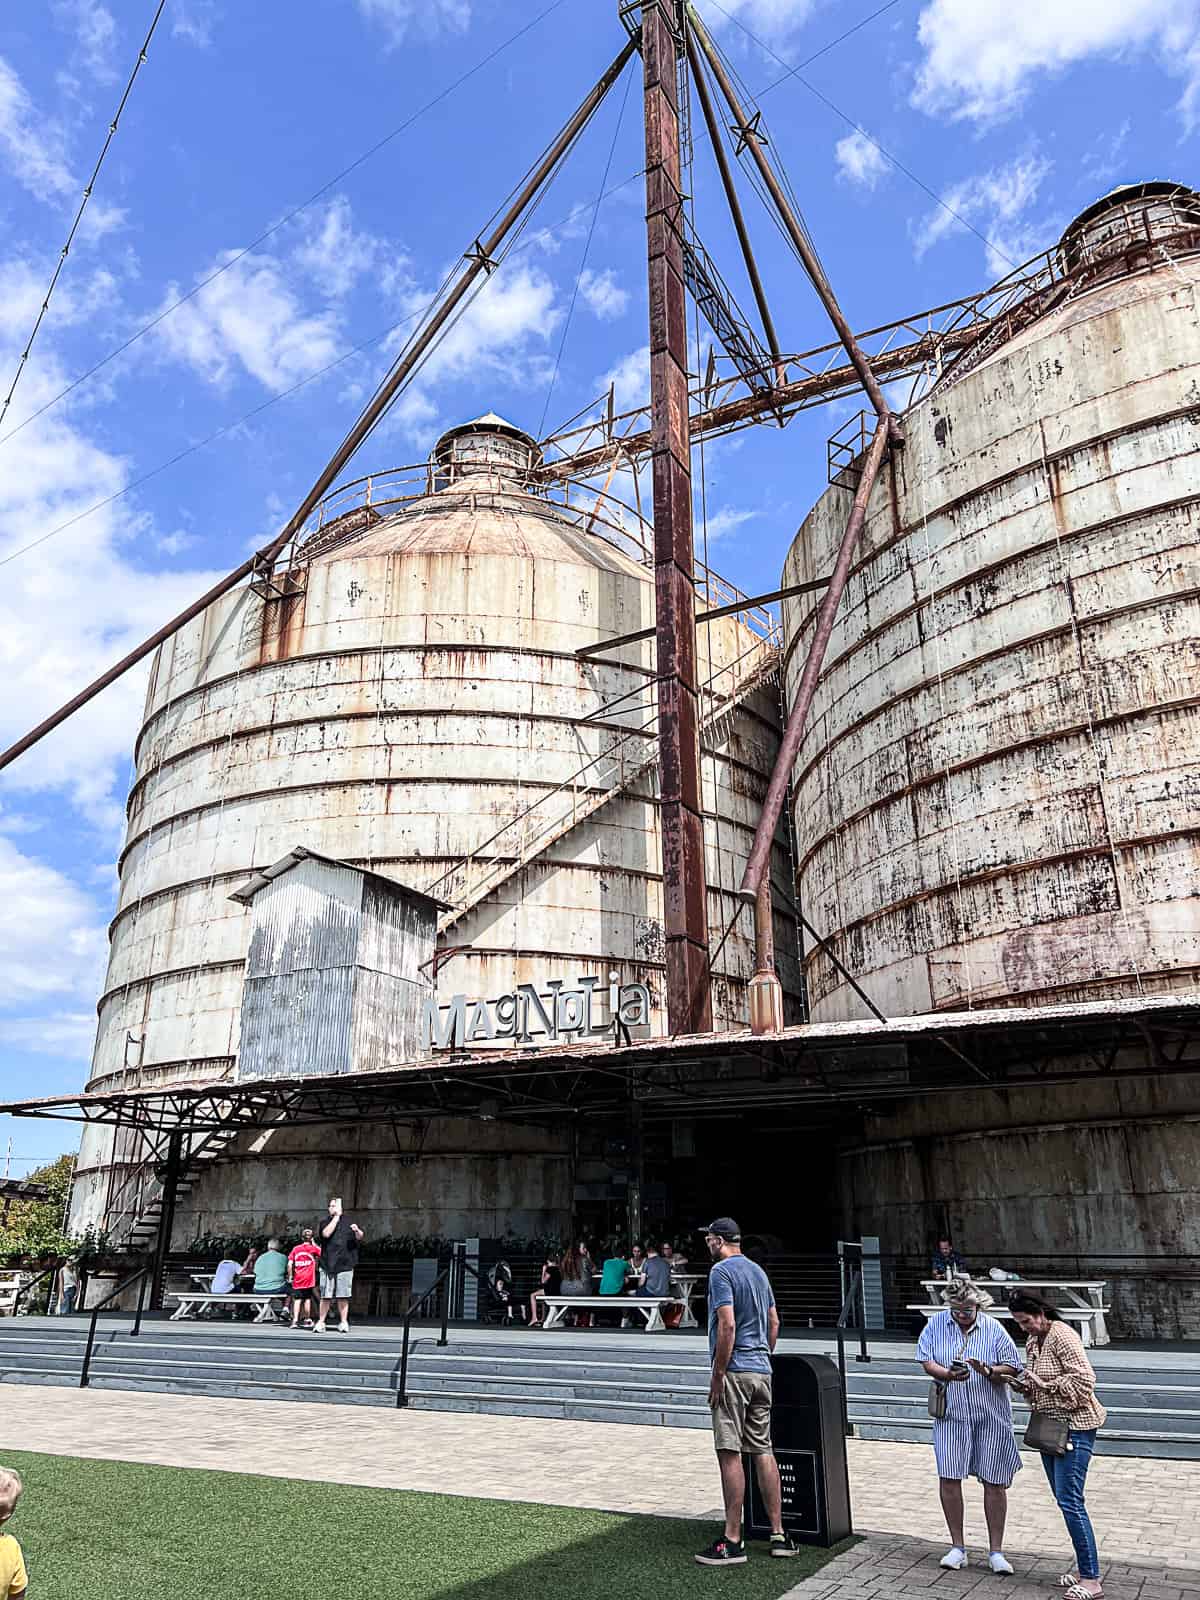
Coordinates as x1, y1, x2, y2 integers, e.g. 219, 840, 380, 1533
1, 1321, 1196, 1457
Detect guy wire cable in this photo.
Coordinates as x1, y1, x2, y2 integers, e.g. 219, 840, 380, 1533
0, 0, 168, 433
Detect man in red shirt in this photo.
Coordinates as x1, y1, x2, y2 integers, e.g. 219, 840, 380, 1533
287, 1229, 321, 1329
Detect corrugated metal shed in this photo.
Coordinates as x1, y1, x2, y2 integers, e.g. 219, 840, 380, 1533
232, 849, 438, 1079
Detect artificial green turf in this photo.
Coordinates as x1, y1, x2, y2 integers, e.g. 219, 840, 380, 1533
1, 1449, 849, 1599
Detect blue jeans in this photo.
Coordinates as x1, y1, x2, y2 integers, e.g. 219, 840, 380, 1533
1040, 1429, 1099, 1580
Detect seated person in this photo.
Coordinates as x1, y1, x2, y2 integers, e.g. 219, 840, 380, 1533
253, 1237, 288, 1306
629, 1244, 646, 1276
210, 1256, 245, 1295
488, 1259, 515, 1320
637, 1244, 671, 1299
931, 1236, 966, 1279
529, 1254, 563, 1327
599, 1253, 630, 1295
662, 1241, 688, 1272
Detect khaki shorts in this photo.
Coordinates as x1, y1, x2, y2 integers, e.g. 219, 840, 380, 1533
711, 1370, 773, 1454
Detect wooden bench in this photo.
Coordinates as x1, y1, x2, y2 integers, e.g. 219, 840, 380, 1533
166, 1290, 286, 1324
909, 1304, 1111, 1348
542, 1294, 678, 1333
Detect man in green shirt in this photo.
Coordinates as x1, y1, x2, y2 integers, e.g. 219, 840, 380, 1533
599, 1252, 630, 1295
253, 1237, 288, 1297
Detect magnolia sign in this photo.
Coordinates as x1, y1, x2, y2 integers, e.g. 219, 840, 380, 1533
422, 972, 653, 1051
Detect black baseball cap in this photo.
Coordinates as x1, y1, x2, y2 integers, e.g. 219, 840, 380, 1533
700, 1217, 741, 1241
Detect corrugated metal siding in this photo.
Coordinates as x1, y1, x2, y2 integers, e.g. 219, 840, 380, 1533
239, 965, 356, 1080
243, 858, 361, 978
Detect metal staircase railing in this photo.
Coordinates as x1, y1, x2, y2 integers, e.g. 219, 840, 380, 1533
434, 640, 781, 935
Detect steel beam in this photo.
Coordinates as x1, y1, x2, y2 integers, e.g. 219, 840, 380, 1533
640, 0, 711, 1035
686, 27, 783, 382
740, 419, 891, 900
685, 5, 899, 443
574, 576, 828, 657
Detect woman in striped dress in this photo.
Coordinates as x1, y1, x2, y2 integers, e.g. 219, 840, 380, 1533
917, 1281, 1023, 1573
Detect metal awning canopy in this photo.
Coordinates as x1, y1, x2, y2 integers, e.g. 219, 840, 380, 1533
3, 993, 1197, 1135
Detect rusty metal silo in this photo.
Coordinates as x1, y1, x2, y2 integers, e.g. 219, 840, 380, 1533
781, 184, 1200, 1021
72, 414, 799, 1238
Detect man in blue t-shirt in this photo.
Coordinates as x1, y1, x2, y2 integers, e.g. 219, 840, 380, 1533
694, 1218, 799, 1568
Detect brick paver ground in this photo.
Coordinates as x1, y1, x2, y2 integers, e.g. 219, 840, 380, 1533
1, 1385, 1196, 1591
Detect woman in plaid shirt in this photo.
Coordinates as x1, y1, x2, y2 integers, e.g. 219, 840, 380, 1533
1009, 1292, 1108, 1600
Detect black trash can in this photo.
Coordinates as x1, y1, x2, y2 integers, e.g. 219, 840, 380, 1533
742, 1353, 852, 1547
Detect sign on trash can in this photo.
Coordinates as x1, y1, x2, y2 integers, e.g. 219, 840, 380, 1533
743, 1353, 852, 1547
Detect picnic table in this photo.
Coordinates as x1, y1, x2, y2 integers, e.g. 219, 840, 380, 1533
167, 1289, 286, 1324
915, 1278, 1110, 1347
542, 1294, 678, 1332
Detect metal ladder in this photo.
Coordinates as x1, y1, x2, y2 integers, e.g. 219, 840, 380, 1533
436, 642, 781, 936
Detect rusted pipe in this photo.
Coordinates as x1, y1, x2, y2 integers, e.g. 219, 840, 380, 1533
748, 876, 784, 1034
686, 29, 784, 385
0, 37, 638, 777
685, 6, 900, 445
739, 417, 890, 899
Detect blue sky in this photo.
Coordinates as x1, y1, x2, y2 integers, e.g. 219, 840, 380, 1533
1, 0, 1197, 1174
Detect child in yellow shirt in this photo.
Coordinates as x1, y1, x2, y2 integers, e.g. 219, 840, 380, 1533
0, 1468, 27, 1598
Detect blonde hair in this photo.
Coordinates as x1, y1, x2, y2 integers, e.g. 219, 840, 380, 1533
0, 1467, 22, 1522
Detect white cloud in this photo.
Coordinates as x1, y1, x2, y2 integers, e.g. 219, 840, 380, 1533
294, 196, 380, 299
357, 0, 471, 49
379, 261, 563, 446
0, 57, 74, 202
0, 837, 106, 1007
912, 151, 1054, 276
0, 281, 225, 831
835, 131, 890, 191
1085, 119, 1132, 184
172, 0, 218, 47
693, 0, 816, 42
913, 0, 1200, 130
0, 1012, 98, 1058
597, 345, 649, 411
699, 505, 756, 543
578, 268, 630, 321
152, 248, 343, 393
53, 0, 119, 83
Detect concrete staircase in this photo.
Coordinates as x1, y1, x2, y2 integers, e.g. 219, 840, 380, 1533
1, 1322, 1197, 1459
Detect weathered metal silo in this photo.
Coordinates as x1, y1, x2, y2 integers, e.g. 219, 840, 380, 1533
781, 183, 1200, 1022
73, 413, 799, 1240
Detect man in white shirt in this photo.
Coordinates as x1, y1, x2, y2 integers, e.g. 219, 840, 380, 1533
210, 1257, 244, 1295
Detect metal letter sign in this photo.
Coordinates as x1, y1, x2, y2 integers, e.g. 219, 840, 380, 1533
422, 973, 653, 1051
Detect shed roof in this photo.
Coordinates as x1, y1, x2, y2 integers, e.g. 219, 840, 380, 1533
229, 846, 451, 910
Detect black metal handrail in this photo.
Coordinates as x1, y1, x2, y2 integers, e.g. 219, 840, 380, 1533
12, 1263, 58, 1315
79, 1264, 152, 1387
395, 1247, 513, 1408
833, 1267, 869, 1438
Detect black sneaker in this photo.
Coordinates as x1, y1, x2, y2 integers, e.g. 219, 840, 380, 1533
770, 1533, 801, 1558
694, 1536, 747, 1567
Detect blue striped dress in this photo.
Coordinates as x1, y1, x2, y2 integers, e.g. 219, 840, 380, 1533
917, 1310, 1023, 1485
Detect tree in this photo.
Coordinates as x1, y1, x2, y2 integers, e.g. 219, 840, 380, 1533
0, 1154, 75, 1262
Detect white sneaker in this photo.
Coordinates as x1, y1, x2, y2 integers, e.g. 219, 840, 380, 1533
336, 1322, 350, 1334
989, 1554, 1014, 1576
941, 1548, 969, 1570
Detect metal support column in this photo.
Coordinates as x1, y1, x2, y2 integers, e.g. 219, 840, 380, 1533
150, 1127, 184, 1312
627, 1094, 645, 1247
640, 0, 712, 1034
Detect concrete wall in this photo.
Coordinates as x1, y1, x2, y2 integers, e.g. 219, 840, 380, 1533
835, 1064, 1200, 1338
170, 1116, 573, 1246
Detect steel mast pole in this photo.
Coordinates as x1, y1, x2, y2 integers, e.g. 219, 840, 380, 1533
638, 0, 712, 1035
0, 38, 637, 777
